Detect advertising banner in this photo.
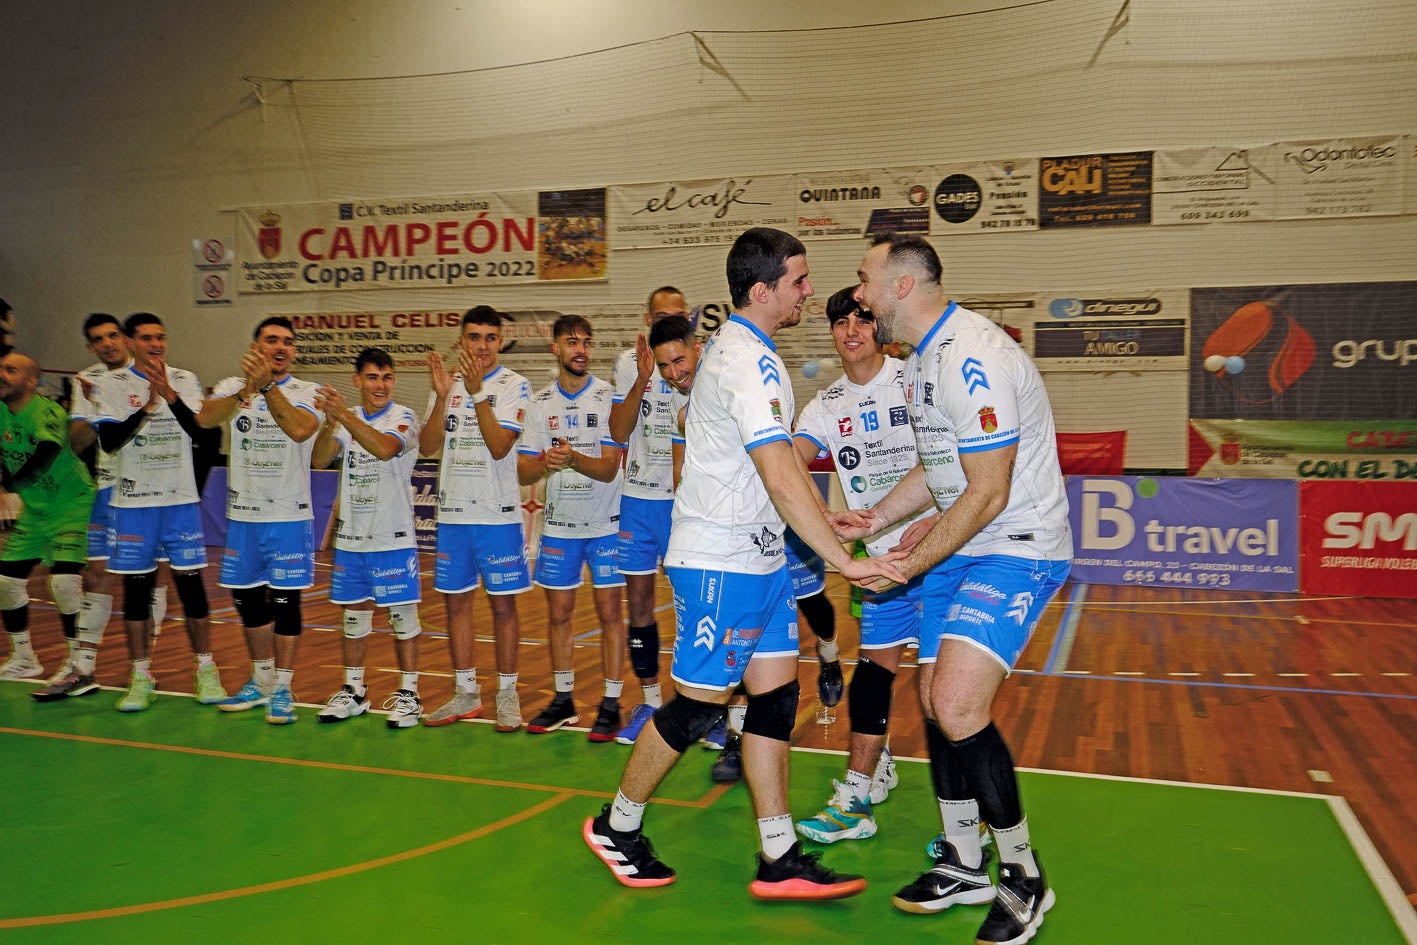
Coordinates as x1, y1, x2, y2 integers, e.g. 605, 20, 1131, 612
1068, 476, 1299, 592
1151, 146, 1278, 225
236, 190, 607, 293
791, 167, 934, 240
1274, 136, 1404, 220
1038, 152, 1152, 228
1188, 419, 1417, 480
1190, 282, 1417, 421
610, 176, 794, 249
411, 462, 439, 554
1299, 481, 1417, 598
928, 160, 1039, 235
1011, 290, 1189, 371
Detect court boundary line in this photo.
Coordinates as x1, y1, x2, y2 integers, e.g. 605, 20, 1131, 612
1328, 795, 1417, 944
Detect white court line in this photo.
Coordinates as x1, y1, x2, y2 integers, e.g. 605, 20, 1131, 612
1327, 795, 1417, 945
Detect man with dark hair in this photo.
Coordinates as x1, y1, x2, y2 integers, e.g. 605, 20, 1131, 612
312, 348, 425, 728
419, 305, 533, 731
0, 353, 95, 690
844, 234, 1071, 941
606, 286, 689, 744
582, 227, 903, 900
90, 313, 225, 712
198, 315, 321, 724
517, 314, 627, 740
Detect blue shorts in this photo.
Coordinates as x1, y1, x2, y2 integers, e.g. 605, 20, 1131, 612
330, 547, 422, 606
666, 566, 798, 692
860, 575, 924, 651
784, 530, 825, 599
434, 523, 532, 595
616, 496, 673, 575
918, 555, 1071, 671
87, 486, 114, 560
108, 503, 206, 574
534, 534, 623, 590
220, 520, 315, 590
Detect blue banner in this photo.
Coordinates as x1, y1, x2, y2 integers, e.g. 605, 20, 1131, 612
1067, 476, 1299, 592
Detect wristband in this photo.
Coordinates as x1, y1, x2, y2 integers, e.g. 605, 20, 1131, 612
469, 390, 490, 404
258, 380, 276, 395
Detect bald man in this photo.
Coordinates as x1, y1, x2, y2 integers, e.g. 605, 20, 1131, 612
0, 353, 97, 695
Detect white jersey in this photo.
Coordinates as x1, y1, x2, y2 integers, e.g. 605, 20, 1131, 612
794, 357, 931, 558
518, 376, 623, 539
906, 303, 1072, 560
69, 359, 129, 490
211, 375, 322, 523
667, 316, 794, 575
613, 347, 679, 502
91, 365, 202, 508
331, 402, 421, 552
425, 366, 529, 526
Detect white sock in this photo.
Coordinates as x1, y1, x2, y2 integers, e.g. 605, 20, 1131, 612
553, 670, 574, 694
254, 658, 276, 691
727, 703, 747, 735
757, 814, 796, 861
940, 798, 985, 869
132, 658, 152, 677
75, 647, 97, 676
817, 637, 840, 663
455, 668, 477, 692
345, 666, 366, 694
608, 790, 646, 833
604, 678, 623, 700
195, 652, 214, 670
8, 631, 35, 662
400, 671, 419, 693
498, 673, 517, 691
641, 681, 662, 708
845, 769, 872, 804
275, 667, 294, 689
992, 817, 1039, 877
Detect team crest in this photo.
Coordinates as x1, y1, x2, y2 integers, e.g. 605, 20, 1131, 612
838, 416, 853, 437
979, 406, 997, 433
769, 399, 782, 423
548, 416, 560, 430
257, 210, 282, 259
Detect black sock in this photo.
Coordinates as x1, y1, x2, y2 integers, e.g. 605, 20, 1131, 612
949, 721, 1023, 829
926, 720, 971, 800
797, 591, 836, 644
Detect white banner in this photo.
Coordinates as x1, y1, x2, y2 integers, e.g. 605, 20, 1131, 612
929, 160, 1040, 235
1151, 146, 1278, 225
1273, 136, 1404, 220
610, 177, 794, 249
791, 167, 933, 240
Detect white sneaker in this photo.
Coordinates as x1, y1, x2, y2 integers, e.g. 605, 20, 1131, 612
383, 689, 422, 729
0, 656, 43, 680
316, 685, 370, 723
869, 747, 899, 805
45, 659, 75, 685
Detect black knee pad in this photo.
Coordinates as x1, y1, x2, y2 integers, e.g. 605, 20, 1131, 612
123, 572, 157, 621
172, 569, 209, 620
650, 695, 724, 753
847, 658, 896, 736
627, 622, 660, 679
743, 680, 800, 742
271, 589, 302, 636
231, 586, 272, 629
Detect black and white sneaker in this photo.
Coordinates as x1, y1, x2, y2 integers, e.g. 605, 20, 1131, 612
975, 858, 1055, 944
582, 804, 676, 888
891, 840, 997, 914
749, 841, 867, 900
526, 696, 579, 733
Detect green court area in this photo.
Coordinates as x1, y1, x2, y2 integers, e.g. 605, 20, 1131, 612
0, 684, 1409, 945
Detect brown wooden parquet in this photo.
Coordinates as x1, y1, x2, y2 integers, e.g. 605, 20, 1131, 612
11, 559, 1417, 905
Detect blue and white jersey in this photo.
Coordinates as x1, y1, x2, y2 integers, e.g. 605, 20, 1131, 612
69, 360, 127, 490
519, 376, 623, 539
613, 347, 680, 502
91, 365, 202, 508
905, 303, 1071, 561
211, 374, 322, 523
426, 366, 529, 526
794, 356, 930, 558
667, 316, 793, 575
330, 402, 421, 552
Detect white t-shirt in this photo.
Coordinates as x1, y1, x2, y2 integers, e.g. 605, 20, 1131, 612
91, 365, 202, 508
330, 402, 421, 552
518, 376, 623, 539
667, 316, 794, 575
211, 374, 322, 523
906, 303, 1072, 561
613, 347, 680, 502
794, 357, 931, 558
424, 365, 529, 526
69, 360, 127, 490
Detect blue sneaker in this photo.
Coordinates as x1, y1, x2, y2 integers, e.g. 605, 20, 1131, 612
614, 703, 656, 745
217, 679, 269, 713
795, 780, 877, 843
700, 715, 728, 750
266, 685, 297, 725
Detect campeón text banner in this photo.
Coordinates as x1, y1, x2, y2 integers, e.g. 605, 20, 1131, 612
236, 189, 609, 293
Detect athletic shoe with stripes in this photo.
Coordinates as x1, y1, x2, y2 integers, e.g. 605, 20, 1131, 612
749, 841, 867, 900
891, 840, 996, 914
0, 655, 43, 680
976, 858, 1054, 944
217, 679, 269, 712
869, 747, 899, 804
795, 779, 877, 843
582, 804, 676, 888
614, 702, 655, 745
383, 689, 422, 729
31, 671, 99, 701
317, 685, 370, 723
265, 685, 297, 724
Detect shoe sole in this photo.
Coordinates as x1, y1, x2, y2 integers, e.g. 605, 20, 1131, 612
711, 767, 742, 783
587, 730, 617, 743
195, 693, 228, 705
116, 701, 152, 713
891, 884, 996, 914
317, 708, 369, 723
1, 670, 44, 681
526, 715, 579, 734
749, 876, 867, 900
795, 819, 877, 844
32, 683, 100, 702
218, 700, 268, 712
495, 721, 523, 732
422, 706, 483, 727
387, 717, 420, 729
581, 817, 676, 888
614, 735, 639, 745
266, 715, 296, 724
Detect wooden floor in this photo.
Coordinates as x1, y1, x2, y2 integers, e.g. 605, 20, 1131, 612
11, 556, 1417, 908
